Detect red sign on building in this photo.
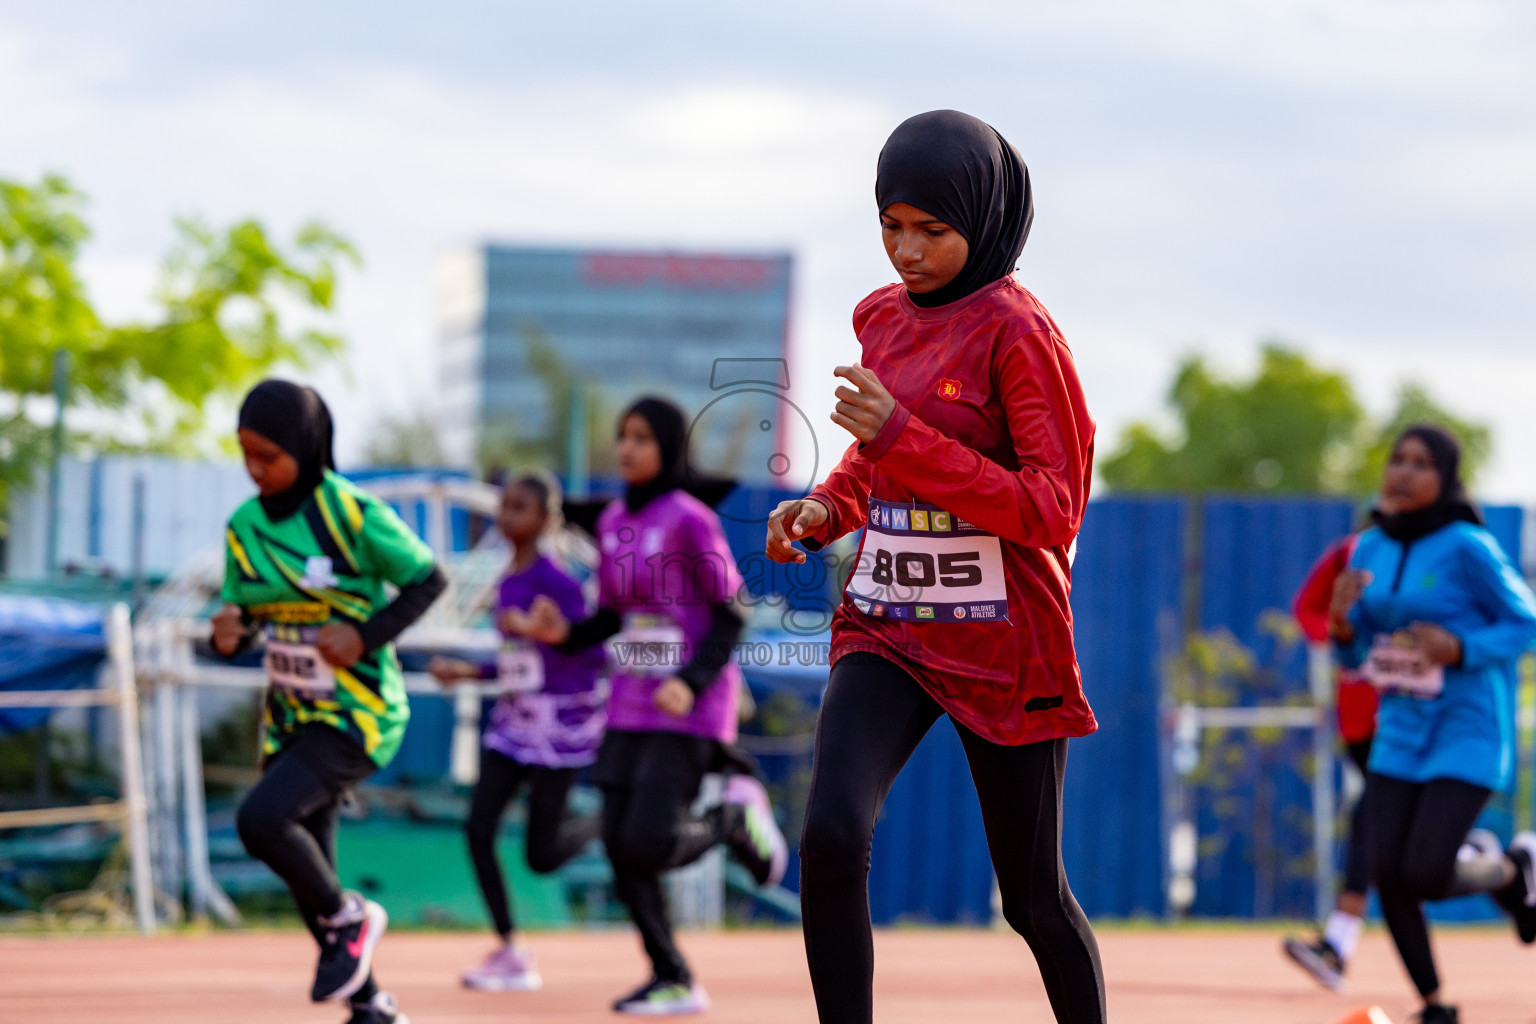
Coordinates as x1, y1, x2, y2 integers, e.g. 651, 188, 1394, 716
580, 252, 776, 291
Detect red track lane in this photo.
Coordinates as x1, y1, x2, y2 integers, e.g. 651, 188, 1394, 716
2, 926, 1533, 1023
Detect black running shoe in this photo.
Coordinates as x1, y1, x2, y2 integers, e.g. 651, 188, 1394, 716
1505, 832, 1536, 944
312, 893, 388, 1003
345, 990, 409, 1024
1282, 935, 1345, 992
1413, 1004, 1458, 1024
611, 976, 710, 1015
1483, 830, 1526, 925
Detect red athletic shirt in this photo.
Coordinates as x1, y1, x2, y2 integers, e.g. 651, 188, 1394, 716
805, 277, 1097, 746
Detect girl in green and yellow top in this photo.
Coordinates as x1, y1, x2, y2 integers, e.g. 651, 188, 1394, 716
211, 380, 445, 1024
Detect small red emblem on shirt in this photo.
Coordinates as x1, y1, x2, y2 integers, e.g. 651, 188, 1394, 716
938, 378, 962, 401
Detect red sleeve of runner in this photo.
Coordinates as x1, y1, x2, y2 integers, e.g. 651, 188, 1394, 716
804, 441, 873, 546
1293, 537, 1352, 644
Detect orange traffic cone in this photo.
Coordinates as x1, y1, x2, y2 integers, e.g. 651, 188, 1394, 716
1330, 1008, 1394, 1024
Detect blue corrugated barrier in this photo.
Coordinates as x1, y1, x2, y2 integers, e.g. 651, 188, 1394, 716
291, 490, 1534, 923
1192, 498, 1357, 918
1064, 497, 1187, 918
38, 461, 1536, 922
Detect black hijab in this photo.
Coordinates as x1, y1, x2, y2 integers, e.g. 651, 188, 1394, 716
559, 398, 738, 532
619, 396, 735, 514
875, 109, 1034, 308
1370, 424, 1483, 543
237, 379, 336, 522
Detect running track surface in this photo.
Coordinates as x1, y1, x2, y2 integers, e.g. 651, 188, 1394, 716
3, 926, 1533, 1023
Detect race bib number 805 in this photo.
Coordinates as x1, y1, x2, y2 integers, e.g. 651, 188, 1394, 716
846, 498, 1008, 623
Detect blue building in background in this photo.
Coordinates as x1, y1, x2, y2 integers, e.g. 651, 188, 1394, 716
436, 245, 799, 485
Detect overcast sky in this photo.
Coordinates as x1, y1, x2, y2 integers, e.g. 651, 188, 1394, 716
3, 1, 1534, 497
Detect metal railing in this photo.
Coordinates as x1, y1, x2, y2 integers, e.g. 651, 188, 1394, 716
133, 617, 733, 929
0, 604, 155, 933
1162, 642, 1338, 921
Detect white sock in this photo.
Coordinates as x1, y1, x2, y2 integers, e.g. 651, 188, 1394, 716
321, 891, 363, 928
1323, 910, 1363, 962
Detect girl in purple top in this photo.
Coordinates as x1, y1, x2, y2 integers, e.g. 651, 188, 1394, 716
429, 471, 606, 992
510, 397, 788, 1016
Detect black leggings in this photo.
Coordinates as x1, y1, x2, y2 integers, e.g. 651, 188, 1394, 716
800, 653, 1106, 1024
236, 725, 376, 943
1366, 773, 1501, 998
465, 747, 600, 939
1341, 738, 1374, 897
596, 731, 731, 984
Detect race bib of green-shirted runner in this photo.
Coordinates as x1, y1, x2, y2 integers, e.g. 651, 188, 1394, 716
262, 623, 336, 698
846, 497, 1009, 623
496, 638, 545, 694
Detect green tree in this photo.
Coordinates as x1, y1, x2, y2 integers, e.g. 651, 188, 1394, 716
0, 173, 357, 508
1346, 382, 1493, 494
1102, 344, 1494, 495
1100, 345, 1364, 493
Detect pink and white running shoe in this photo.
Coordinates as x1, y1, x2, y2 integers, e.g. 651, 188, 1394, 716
461, 944, 542, 991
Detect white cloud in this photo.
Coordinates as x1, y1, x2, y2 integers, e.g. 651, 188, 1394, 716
936, 0, 1531, 99
623, 86, 884, 158
1390, 134, 1536, 217
2, 2, 1534, 498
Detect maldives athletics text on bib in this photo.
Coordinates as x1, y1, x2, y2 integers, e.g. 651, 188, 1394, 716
846, 498, 1009, 623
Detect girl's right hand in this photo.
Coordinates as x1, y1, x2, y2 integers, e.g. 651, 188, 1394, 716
428, 656, 477, 685
210, 604, 247, 657
1327, 569, 1372, 642
503, 595, 571, 645
766, 499, 829, 565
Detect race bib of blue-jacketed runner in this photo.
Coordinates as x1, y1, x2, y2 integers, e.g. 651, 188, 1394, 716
846, 498, 1009, 623
613, 614, 686, 677
1362, 636, 1444, 699
497, 639, 545, 694
263, 624, 336, 697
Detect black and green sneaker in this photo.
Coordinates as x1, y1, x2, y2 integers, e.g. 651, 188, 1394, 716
722, 775, 787, 887
612, 977, 710, 1015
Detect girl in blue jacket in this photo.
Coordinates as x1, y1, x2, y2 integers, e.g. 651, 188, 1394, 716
1331, 425, 1536, 1024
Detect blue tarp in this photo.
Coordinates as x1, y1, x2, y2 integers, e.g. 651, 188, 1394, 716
0, 596, 107, 733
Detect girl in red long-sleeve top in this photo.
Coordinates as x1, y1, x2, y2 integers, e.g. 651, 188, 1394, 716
1283, 532, 1380, 992
766, 109, 1104, 1024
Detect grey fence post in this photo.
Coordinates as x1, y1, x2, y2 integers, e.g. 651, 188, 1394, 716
108, 603, 156, 934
